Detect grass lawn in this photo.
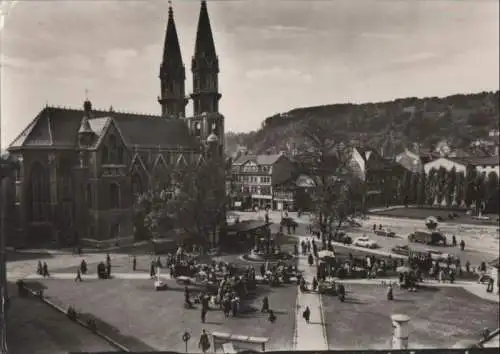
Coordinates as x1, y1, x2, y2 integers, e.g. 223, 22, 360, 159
27, 278, 297, 352
370, 207, 499, 226
323, 284, 499, 350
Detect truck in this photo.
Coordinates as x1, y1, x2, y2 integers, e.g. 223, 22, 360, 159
408, 230, 447, 246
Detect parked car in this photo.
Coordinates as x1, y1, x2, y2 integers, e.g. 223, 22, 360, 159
425, 249, 455, 262
391, 244, 410, 256
375, 229, 396, 238
333, 232, 352, 245
353, 236, 378, 249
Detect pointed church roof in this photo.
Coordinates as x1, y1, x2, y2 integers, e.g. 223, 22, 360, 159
194, 0, 217, 58
162, 3, 183, 65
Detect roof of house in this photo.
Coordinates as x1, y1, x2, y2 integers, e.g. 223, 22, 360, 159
233, 154, 283, 166
8, 106, 199, 150
448, 156, 499, 167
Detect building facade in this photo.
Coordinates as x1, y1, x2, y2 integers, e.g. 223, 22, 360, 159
423, 156, 499, 176
7, 1, 225, 246
231, 154, 295, 210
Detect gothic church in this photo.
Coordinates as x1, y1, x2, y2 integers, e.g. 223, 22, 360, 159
7, 0, 225, 246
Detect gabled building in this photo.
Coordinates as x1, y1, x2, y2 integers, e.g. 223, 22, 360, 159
231, 154, 295, 210
7, 1, 225, 246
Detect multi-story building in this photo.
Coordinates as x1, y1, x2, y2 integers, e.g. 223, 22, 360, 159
6, 1, 225, 246
231, 154, 295, 210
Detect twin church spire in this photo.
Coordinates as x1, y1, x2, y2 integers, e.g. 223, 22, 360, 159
159, 0, 221, 118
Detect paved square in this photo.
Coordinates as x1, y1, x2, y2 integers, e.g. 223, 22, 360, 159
29, 277, 297, 352
323, 284, 499, 350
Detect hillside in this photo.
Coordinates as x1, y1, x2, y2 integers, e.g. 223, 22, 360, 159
225, 91, 499, 157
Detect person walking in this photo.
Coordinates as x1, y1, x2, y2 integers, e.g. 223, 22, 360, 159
198, 329, 211, 354
302, 306, 311, 324
42, 262, 49, 278
75, 267, 82, 282
132, 256, 137, 271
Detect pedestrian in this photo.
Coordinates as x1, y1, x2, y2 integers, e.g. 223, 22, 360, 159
37, 261, 43, 275
201, 306, 207, 323
106, 253, 111, 265
460, 240, 465, 251
268, 310, 276, 323
308, 254, 314, 266
132, 256, 137, 271
465, 260, 471, 273
302, 306, 310, 323
106, 262, 111, 277
80, 259, 87, 274
150, 261, 156, 279
42, 262, 49, 278
75, 267, 82, 282
312, 277, 318, 291
198, 329, 211, 354
261, 296, 269, 313
452, 235, 457, 247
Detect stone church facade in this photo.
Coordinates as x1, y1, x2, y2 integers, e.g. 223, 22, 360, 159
7, 1, 225, 247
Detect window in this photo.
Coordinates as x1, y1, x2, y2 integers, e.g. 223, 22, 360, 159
131, 174, 142, 196
28, 162, 49, 222
195, 122, 201, 136
86, 183, 93, 208
102, 146, 109, 164
109, 183, 120, 209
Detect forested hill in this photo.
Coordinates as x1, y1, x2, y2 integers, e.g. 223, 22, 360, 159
225, 91, 499, 156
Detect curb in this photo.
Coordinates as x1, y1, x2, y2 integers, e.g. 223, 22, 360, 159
317, 292, 329, 349
20, 284, 130, 352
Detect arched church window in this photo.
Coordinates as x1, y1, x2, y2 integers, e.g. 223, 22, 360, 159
195, 122, 201, 137
102, 145, 109, 164
59, 159, 73, 200
108, 135, 118, 163
29, 162, 49, 222
109, 183, 120, 209
86, 183, 93, 209
131, 174, 142, 196
117, 147, 124, 164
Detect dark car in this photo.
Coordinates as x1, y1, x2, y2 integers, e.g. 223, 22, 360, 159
391, 244, 410, 256
333, 232, 352, 245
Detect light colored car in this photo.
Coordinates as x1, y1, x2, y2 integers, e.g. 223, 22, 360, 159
425, 249, 450, 261
353, 236, 378, 249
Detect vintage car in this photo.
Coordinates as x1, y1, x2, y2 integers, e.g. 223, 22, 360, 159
391, 244, 410, 256
333, 231, 353, 245
375, 228, 397, 238
353, 236, 378, 249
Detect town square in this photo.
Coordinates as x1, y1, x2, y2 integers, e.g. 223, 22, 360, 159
0, 0, 499, 353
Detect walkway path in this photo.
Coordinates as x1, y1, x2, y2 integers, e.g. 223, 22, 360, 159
293, 236, 328, 351
7, 253, 130, 281
23, 272, 173, 281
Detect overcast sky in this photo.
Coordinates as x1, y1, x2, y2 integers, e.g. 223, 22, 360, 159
1, 0, 499, 147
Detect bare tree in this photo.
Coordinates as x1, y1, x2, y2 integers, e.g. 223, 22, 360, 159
297, 117, 361, 245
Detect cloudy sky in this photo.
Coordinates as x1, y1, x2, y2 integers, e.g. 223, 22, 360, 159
1, 0, 499, 147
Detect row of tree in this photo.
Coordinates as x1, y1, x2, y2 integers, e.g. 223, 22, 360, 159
396, 167, 499, 212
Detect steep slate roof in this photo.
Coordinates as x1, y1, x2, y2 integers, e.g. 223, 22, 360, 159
448, 156, 499, 167
233, 154, 282, 166
8, 106, 199, 150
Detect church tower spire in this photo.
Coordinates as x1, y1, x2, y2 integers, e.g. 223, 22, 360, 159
158, 1, 188, 118
191, 0, 221, 115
